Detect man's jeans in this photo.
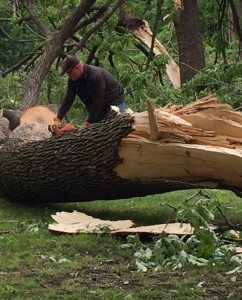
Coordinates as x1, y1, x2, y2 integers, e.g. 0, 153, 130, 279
118, 101, 126, 114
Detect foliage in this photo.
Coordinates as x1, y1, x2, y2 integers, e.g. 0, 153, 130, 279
0, 0, 241, 117
1, 190, 242, 298
181, 62, 242, 108
121, 191, 242, 272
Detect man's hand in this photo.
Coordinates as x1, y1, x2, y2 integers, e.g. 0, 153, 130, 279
83, 120, 90, 128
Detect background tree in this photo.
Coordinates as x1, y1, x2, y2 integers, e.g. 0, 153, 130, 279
1, 0, 242, 128
174, 0, 205, 84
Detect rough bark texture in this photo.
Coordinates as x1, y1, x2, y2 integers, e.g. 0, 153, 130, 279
174, 0, 205, 84
0, 115, 215, 204
0, 117, 10, 138
20, 34, 63, 111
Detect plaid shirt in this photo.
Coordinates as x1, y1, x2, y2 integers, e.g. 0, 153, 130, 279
57, 64, 124, 123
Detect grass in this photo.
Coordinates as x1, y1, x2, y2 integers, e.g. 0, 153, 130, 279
0, 189, 242, 299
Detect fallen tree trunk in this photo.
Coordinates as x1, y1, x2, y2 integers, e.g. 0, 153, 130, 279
0, 115, 203, 203
0, 97, 242, 203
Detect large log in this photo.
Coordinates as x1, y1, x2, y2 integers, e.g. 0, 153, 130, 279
0, 97, 242, 203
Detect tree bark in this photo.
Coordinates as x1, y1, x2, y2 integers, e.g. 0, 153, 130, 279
0, 109, 241, 204
174, 0, 205, 84
21, 0, 96, 110
229, 0, 242, 59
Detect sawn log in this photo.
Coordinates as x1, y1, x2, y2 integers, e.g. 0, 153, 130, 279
0, 97, 241, 203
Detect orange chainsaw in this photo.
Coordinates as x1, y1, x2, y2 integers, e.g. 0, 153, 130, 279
48, 123, 76, 136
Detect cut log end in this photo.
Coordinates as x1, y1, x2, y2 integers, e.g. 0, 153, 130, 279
20, 106, 56, 128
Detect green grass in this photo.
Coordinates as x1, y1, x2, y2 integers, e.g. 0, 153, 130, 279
0, 189, 242, 299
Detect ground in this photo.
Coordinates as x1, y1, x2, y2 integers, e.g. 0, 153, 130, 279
0, 190, 242, 299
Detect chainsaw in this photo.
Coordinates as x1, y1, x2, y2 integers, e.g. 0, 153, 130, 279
48, 123, 76, 136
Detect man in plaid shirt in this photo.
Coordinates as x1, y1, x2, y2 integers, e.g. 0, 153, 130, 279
54, 55, 126, 128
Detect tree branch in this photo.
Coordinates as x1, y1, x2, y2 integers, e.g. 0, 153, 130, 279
21, 0, 51, 36
86, 45, 99, 64
59, 0, 96, 43
1, 51, 41, 77
70, 0, 124, 55
73, 4, 109, 34
23, 53, 42, 72
19, 0, 96, 111
146, 0, 164, 70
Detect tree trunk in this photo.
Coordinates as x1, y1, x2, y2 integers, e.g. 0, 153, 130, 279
0, 116, 229, 204
0, 96, 242, 204
20, 33, 63, 111
229, 0, 242, 59
0, 116, 195, 204
2, 0, 96, 129
174, 0, 205, 84
21, 0, 96, 109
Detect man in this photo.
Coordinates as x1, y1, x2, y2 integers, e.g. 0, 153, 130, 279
53, 55, 126, 127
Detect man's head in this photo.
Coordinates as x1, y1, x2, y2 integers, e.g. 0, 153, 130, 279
61, 55, 83, 81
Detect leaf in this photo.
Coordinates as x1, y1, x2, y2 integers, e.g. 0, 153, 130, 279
134, 247, 152, 260
187, 254, 209, 267
226, 266, 242, 275
197, 281, 205, 288
135, 260, 148, 272
153, 247, 165, 264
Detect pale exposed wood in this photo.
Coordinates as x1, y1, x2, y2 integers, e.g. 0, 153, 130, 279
147, 98, 159, 140
115, 96, 242, 193
132, 96, 242, 149
202, 108, 242, 125
132, 20, 181, 89
171, 97, 224, 115
173, 0, 184, 10
181, 114, 242, 138
20, 105, 56, 128
155, 109, 192, 127
116, 139, 242, 189
49, 211, 134, 234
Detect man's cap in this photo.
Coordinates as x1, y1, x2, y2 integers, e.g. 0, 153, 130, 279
61, 55, 80, 75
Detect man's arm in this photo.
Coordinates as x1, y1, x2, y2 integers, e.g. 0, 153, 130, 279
87, 75, 106, 123
57, 80, 76, 120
